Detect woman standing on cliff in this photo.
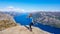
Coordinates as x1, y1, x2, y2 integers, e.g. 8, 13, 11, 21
28, 13, 34, 31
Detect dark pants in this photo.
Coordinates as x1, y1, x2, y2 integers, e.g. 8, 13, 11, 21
29, 22, 34, 29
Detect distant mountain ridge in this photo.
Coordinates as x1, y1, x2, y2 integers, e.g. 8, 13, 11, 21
0, 11, 22, 17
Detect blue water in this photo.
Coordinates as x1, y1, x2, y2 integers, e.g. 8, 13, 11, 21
14, 13, 60, 34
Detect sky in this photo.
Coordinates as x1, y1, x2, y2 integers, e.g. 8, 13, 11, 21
0, 0, 60, 13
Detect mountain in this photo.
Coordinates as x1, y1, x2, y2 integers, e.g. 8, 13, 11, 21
32, 11, 60, 28
0, 13, 17, 31
0, 11, 60, 28
0, 11, 22, 17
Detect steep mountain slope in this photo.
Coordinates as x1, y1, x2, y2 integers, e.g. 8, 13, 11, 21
32, 12, 60, 28
0, 13, 17, 31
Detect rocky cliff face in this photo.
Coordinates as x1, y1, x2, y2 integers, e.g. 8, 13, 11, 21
0, 13, 17, 31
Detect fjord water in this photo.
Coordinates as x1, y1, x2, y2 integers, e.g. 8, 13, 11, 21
14, 13, 60, 34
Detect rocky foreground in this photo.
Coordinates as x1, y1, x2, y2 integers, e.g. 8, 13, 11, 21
0, 13, 51, 34
0, 25, 51, 34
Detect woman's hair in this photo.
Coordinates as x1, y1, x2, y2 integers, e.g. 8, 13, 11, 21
29, 13, 32, 17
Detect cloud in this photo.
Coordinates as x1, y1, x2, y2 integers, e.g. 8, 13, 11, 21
0, 6, 25, 12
